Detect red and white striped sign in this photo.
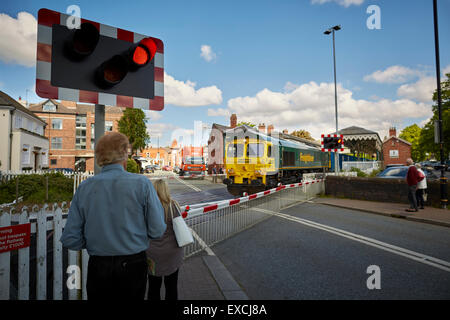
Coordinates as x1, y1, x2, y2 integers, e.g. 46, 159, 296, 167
36, 8, 164, 110
321, 134, 344, 153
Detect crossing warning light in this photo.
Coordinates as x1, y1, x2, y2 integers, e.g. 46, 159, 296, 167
36, 8, 165, 110
321, 134, 344, 152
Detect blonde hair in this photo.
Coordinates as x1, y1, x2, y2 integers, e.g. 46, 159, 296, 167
153, 179, 176, 220
95, 132, 129, 167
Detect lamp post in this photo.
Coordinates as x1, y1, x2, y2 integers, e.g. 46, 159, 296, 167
324, 25, 341, 173
432, 0, 447, 209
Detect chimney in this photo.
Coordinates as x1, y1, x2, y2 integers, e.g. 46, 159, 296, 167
258, 123, 266, 133
230, 114, 237, 128
282, 129, 289, 134
267, 124, 274, 135
389, 127, 396, 137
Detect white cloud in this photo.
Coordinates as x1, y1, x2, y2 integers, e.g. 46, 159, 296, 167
143, 110, 162, 122
164, 72, 222, 107
397, 76, 436, 103
0, 12, 37, 67
208, 108, 231, 117
224, 81, 432, 140
200, 45, 216, 62
311, 0, 364, 7
364, 65, 422, 84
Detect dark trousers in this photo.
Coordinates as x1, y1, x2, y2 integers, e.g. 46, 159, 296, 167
407, 185, 418, 210
147, 269, 179, 300
416, 189, 425, 208
87, 251, 148, 300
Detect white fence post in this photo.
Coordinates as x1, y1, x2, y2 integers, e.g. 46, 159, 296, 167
0, 209, 11, 300
36, 205, 47, 300
18, 207, 30, 300
53, 204, 63, 300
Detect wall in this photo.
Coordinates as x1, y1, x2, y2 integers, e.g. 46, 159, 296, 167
383, 138, 411, 166
325, 176, 443, 207
0, 109, 11, 170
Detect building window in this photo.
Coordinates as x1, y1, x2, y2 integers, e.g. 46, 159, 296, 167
15, 115, 22, 129
105, 121, 113, 132
43, 101, 56, 112
27, 119, 33, 132
21, 144, 30, 165
42, 149, 48, 166
76, 115, 87, 150
389, 150, 399, 158
50, 159, 57, 165
52, 119, 63, 130
51, 137, 63, 149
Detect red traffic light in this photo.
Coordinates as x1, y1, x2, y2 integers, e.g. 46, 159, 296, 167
130, 38, 157, 67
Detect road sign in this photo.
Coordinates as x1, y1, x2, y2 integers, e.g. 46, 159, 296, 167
35, 8, 164, 110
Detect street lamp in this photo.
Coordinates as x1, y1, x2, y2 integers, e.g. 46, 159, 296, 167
324, 25, 341, 173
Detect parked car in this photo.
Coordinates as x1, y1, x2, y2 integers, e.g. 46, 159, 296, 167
144, 165, 154, 173
51, 168, 74, 174
162, 165, 173, 171
376, 166, 439, 180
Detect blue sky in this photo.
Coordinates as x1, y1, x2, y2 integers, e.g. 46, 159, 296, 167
1, 0, 449, 147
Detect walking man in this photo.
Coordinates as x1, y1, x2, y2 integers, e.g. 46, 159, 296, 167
405, 158, 423, 212
60, 132, 166, 300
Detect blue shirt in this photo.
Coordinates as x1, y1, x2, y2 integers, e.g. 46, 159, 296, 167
60, 164, 166, 256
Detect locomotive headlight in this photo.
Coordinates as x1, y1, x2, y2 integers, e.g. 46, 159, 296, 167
255, 169, 263, 176
228, 168, 235, 175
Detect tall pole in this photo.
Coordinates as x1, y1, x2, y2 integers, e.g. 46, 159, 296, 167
94, 104, 105, 175
332, 29, 339, 173
433, 0, 447, 209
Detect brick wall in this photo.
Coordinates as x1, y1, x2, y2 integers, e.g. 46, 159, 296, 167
325, 176, 443, 207
382, 137, 411, 166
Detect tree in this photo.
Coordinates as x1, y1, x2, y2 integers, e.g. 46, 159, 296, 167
118, 108, 150, 157
290, 130, 316, 142
236, 121, 256, 127
419, 73, 450, 161
399, 124, 424, 161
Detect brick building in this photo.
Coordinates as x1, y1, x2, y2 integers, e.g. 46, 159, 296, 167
29, 99, 125, 172
382, 127, 412, 166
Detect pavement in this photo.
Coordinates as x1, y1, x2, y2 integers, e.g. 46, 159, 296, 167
175, 196, 450, 300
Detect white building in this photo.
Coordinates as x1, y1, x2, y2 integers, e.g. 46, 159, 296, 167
0, 91, 49, 171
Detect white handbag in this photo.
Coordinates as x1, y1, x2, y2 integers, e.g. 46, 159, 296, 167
170, 201, 194, 247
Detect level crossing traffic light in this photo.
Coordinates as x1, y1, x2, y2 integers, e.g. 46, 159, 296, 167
36, 8, 164, 110
321, 134, 344, 152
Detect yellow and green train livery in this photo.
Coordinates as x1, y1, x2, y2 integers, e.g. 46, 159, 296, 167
222, 126, 329, 196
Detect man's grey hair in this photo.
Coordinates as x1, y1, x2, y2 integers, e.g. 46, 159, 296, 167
95, 132, 129, 167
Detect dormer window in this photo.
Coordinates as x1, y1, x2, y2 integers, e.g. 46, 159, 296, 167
43, 101, 56, 112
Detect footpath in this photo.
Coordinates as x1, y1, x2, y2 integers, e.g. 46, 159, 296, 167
176, 197, 449, 300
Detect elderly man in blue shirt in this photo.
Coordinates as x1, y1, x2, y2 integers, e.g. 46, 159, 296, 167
61, 132, 166, 300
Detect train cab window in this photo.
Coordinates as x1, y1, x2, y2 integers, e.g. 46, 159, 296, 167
267, 145, 272, 157
227, 144, 244, 157
246, 143, 264, 157
282, 151, 295, 166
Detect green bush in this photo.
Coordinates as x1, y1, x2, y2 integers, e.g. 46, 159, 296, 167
369, 168, 383, 177
127, 159, 140, 173
0, 173, 74, 205
349, 167, 368, 177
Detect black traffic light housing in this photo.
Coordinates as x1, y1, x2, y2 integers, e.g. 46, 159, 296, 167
322, 135, 344, 151
51, 21, 156, 99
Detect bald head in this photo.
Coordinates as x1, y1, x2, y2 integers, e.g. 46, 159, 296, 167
406, 158, 414, 166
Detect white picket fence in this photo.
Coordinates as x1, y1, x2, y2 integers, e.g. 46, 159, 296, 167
0, 204, 89, 300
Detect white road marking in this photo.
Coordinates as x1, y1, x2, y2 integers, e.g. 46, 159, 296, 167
175, 175, 202, 192
251, 207, 450, 273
